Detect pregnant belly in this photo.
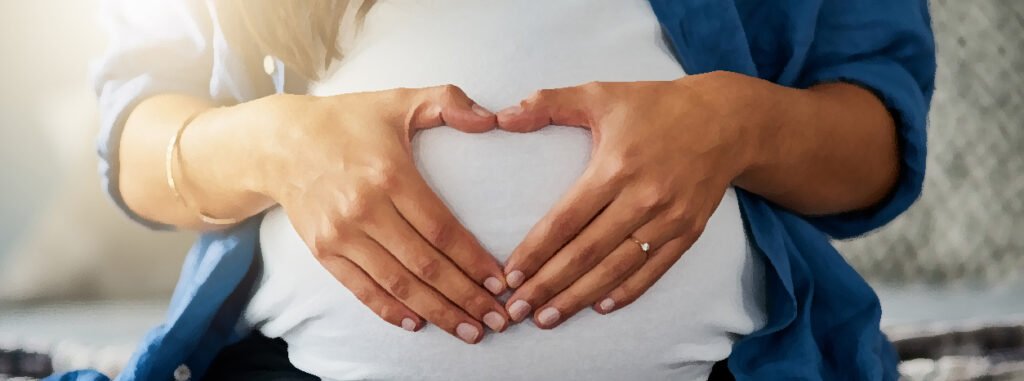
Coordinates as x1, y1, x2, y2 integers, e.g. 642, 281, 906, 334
247, 127, 766, 380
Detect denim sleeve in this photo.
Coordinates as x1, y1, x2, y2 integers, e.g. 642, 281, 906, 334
797, 0, 937, 239
92, 0, 215, 230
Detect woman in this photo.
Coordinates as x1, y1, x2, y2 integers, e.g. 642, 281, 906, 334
237, 1, 765, 379
66, 0, 934, 379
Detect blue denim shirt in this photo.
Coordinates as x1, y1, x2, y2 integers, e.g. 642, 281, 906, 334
56, 0, 934, 379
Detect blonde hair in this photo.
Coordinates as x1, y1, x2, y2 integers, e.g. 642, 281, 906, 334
215, 0, 374, 81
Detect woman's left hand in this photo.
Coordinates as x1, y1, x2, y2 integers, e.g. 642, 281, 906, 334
496, 71, 769, 328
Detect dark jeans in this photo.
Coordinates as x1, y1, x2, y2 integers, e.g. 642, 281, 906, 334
205, 332, 735, 380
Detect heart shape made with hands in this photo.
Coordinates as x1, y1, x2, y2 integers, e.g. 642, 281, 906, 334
409, 111, 593, 265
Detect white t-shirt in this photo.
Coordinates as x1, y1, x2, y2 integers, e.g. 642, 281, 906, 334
244, 0, 767, 379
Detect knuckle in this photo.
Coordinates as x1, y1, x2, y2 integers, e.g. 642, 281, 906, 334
580, 80, 604, 95
365, 160, 401, 192
424, 219, 456, 250
616, 285, 640, 303
545, 298, 572, 315
685, 221, 707, 241
462, 258, 494, 283
665, 206, 687, 224
569, 243, 601, 269
682, 211, 700, 226
440, 83, 459, 94
340, 192, 373, 223
619, 142, 644, 159
464, 293, 493, 313
631, 200, 654, 216
312, 241, 332, 260
426, 305, 458, 326
675, 212, 698, 234
380, 274, 411, 300
410, 255, 442, 283
634, 184, 669, 213
349, 285, 376, 305
599, 154, 631, 182
556, 290, 581, 308
438, 84, 462, 100
609, 255, 640, 276
311, 233, 341, 260
530, 281, 557, 300
547, 214, 577, 242
378, 302, 399, 320
530, 88, 555, 104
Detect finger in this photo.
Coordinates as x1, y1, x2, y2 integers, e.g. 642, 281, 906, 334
502, 164, 618, 289
318, 254, 424, 332
504, 192, 654, 322
632, 194, 720, 254
532, 240, 647, 329
340, 236, 486, 344
408, 84, 496, 133
365, 202, 510, 332
593, 236, 694, 314
388, 166, 508, 296
496, 84, 597, 133
629, 210, 694, 254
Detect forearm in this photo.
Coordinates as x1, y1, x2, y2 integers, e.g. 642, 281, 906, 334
118, 94, 286, 230
732, 76, 899, 215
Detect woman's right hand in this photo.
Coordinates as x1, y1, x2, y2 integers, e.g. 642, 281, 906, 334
258, 85, 510, 344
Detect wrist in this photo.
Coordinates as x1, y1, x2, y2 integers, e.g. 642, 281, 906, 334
243, 93, 313, 203
678, 71, 775, 186
725, 73, 808, 190
180, 94, 304, 217
249, 93, 349, 208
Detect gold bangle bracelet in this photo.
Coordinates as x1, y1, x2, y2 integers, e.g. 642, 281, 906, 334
165, 111, 239, 225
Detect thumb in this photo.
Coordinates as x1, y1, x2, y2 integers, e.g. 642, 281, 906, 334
407, 84, 496, 133
497, 84, 595, 133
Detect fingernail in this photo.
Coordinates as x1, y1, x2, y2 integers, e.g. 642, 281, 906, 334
484, 276, 504, 295
537, 307, 561, 327
483, 311, 506, 332
499, 105, 523, 116
401, 318, 417, 331
472, 104, 493, 117
599, 298, 615, 313
507, 270, 525, 288
508, 299, 532, 322
456, 322, 480, 343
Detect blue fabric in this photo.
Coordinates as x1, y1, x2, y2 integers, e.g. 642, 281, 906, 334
54, 0, 934, 379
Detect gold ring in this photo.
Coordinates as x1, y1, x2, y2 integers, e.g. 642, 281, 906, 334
629, 236, 651, 256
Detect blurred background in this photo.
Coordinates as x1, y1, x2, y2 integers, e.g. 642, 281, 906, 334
0, 0, 1021, 379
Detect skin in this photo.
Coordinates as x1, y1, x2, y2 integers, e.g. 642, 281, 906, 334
120, 85, 512, 344
120, 71, 897, 341
495, 71, 899, 328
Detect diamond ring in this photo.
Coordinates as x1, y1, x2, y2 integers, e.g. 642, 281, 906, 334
629, 236, 651, 256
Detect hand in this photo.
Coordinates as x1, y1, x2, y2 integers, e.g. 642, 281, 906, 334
496, 71, 763, 328
260, 85, 511, 343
